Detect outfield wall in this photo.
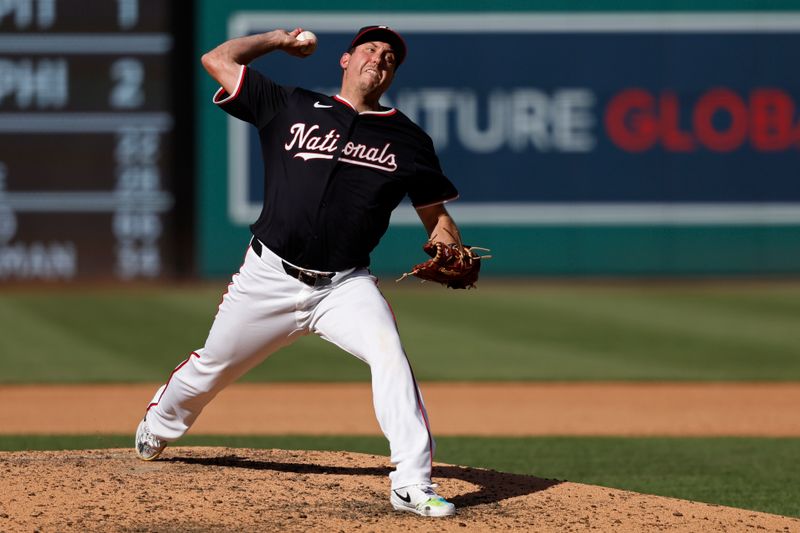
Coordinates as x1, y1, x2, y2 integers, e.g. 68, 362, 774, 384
196, 1, 800, 277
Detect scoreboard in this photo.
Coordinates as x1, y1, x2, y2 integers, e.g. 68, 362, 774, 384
0, 0, 186, 281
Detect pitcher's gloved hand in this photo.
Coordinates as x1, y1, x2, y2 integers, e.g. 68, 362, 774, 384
398, 241, 490, 289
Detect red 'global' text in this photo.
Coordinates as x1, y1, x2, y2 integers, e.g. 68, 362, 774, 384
604, 88, 800, 152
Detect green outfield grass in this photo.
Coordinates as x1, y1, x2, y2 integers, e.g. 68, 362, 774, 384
2, 281, 800, 382
1, 435, 797, 518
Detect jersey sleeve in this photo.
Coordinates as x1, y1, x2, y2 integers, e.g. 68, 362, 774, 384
407, 135, 459, 208
212, 65, 293, 129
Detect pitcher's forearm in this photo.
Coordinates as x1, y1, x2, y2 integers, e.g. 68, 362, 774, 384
209, 31, 290, 67
201, 29, 295, 94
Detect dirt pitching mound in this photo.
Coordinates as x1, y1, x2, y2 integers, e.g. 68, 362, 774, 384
1, 447, 797, 532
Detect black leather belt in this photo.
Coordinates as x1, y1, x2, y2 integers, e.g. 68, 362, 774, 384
281, 262, 334, 287
251, 239, 334, 287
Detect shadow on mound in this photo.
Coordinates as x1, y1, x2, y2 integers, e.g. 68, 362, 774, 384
436, 465, 562, 508
168, 453, 562, 509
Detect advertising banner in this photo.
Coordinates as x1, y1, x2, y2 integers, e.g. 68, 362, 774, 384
225, 13, 800, 227
196, 8, 800, 276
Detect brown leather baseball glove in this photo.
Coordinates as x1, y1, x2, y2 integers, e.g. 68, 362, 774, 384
398, 241, 490, 289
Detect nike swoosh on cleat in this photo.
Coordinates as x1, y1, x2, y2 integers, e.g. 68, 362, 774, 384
394, 490, 411, 503
314, 101, 333, 108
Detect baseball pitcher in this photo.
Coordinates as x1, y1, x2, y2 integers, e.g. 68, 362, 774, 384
135, 25, 485, 518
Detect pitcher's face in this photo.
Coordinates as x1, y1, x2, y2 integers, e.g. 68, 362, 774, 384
340, 41, 397, 97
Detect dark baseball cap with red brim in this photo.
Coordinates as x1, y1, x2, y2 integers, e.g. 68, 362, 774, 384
349, 25, 407, 66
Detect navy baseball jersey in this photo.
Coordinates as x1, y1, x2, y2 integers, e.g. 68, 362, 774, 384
213, 65, 458, 272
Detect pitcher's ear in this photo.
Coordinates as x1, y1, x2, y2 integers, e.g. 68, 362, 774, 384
340, 52, 350, 69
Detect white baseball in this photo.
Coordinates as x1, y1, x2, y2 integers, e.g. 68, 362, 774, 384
296, 31, 317, 55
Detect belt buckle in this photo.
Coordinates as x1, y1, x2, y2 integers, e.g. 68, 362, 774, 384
308, 272, 332, 287
296, 270, 330, 287
298, 271, 315, 286
282, 260, 333, 287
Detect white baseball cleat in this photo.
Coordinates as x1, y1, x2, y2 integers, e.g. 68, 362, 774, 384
390, 484, 456, 517
135, 417, 167, 461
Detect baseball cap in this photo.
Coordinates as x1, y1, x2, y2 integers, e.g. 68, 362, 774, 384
349, 25, 407, 66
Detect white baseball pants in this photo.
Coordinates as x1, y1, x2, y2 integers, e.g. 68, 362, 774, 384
144, 240, 435, 489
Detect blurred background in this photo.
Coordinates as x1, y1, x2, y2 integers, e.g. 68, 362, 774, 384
2, 1, 799, 282
2, 0, 800, 519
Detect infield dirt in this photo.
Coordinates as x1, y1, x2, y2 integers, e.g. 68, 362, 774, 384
2, 447, 799, 532
2, 383, 800, 531
2, 382, 800, 435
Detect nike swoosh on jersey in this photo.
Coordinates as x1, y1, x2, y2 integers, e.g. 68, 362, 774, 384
313, 101, 333, 108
